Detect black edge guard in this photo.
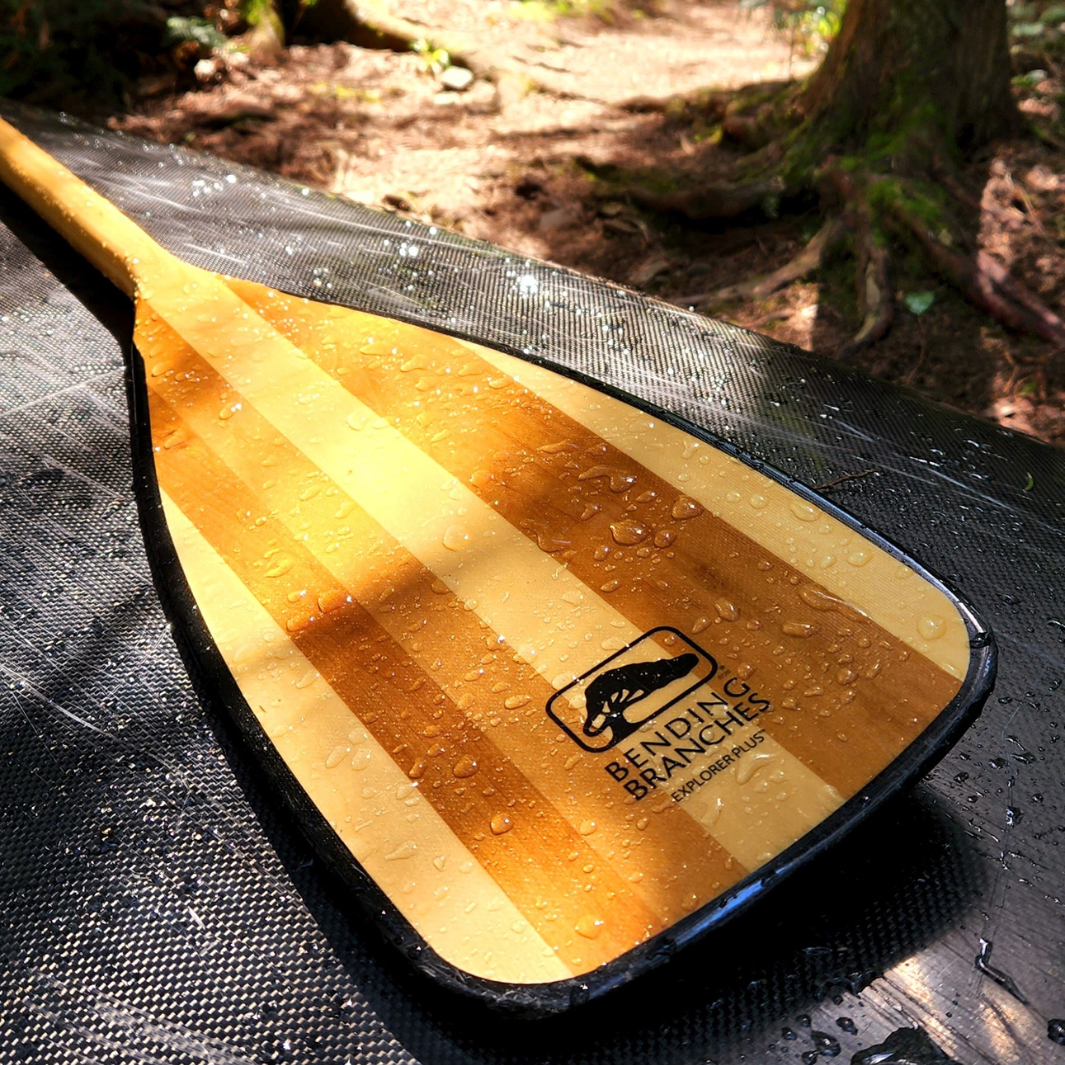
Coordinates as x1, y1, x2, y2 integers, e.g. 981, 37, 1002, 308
125, 318, 996, 1018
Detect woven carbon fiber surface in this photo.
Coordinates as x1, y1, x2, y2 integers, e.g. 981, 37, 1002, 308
1, 104, 1063, 1063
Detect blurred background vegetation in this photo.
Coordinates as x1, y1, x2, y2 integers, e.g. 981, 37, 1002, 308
7, 0, 1065, 115
3, 0, 1065, 444
0, 0, 290, 103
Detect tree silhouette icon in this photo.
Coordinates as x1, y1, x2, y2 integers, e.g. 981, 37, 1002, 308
582, 653, 699, 745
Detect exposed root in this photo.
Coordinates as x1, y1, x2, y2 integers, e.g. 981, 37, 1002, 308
626, 175, 786, 221
838, 206, 894, 359
658, 154, 1065, 358
675, 216, 845, 308
888, 200, 1065, 349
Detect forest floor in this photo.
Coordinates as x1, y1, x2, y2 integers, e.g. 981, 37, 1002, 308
109, 0, 1065, 445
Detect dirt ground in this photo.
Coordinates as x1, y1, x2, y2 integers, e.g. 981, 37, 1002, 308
111, 0, 1065, 446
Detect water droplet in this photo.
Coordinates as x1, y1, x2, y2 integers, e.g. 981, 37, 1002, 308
453, 755, 479, 778
799, 585, 867, 622
317, 589, 347, 613
749, 494, 767, 509
504, 695, 531, 709
325, 745, 348, 768
671, 496, 704, 521
836, 1017, 858, 1035
578, 465, 637, 493
610, 520, 650, 546
790, 501, 817, 521
691, 616, 710, 634
265, 558, 294, 578
469, 468, 492, 489
442, 525, 469, 551
539, 440, 578, 454
918, 615, 945, 639
736, 754, 774, 785
599, 579, 620, 593
490, 813, 513, 835
654, 529, 676, 548
714, 598, 740, 622
384, 841, 417, 861
564, 753, 582, 770
811, 1031, 841, 1057
345, 411, 366, 430
575, 914, 604, 939
847, 549, 871, 566
408, 758, 426, 779
1048, 1019, 1065, 1046
578, 819, 597, 835
783, 622, 818, 638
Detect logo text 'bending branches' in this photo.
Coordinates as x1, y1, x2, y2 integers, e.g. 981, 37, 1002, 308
546, 628, 717, 752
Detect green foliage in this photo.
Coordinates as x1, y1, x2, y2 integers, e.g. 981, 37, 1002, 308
903, 291, 936, 316
163, 16, 227, 54
741, 0, 845, 57
410, 38, 450, 75
1006, 0, 1065, 53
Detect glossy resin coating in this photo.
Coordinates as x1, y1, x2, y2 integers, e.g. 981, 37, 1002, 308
138, 266, 972, 984
0, 112, 989, 1003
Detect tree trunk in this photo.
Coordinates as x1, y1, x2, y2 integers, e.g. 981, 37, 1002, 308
802, 0, 1018, 157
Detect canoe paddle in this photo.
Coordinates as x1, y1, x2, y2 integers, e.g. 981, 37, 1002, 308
0, 114, 994, 1012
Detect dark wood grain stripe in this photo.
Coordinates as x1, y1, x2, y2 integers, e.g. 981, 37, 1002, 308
138, 318, 747, 963
232, 283, 961, 799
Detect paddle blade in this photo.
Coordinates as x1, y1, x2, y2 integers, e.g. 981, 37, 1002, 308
131, 271, 993, 1010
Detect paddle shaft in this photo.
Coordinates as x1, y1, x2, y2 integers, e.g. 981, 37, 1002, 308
0, 116, 172, 298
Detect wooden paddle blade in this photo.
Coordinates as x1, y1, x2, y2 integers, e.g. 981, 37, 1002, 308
132, 267, 991, 1007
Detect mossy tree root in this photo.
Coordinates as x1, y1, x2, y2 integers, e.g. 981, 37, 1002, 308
872, 175, 1065, 351
659, 152, 1065, 356
625, 176, 788, 222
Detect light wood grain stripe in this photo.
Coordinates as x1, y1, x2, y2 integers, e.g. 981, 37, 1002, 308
140, 317, 745, 926
470, 345, 971, 678
149, 396, 664, 973
232, 284, 963, 799
142, 276, 848, 865
161, 490, 574, 984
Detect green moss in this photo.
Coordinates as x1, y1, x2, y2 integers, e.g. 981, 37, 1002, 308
867, 176, 951, 233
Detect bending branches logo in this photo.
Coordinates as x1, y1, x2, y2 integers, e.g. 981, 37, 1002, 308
547, 628, 717, 752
